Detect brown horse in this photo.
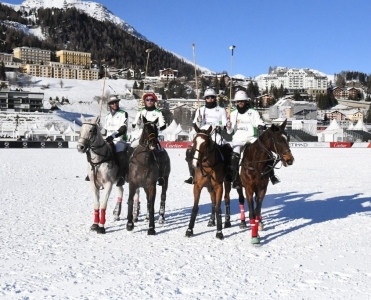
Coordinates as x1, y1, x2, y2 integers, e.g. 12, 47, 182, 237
126, 117, 171, 235
238, 119, 294, 244
185, 124, 232, 240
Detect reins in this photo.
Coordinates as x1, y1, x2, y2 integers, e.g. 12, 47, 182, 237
243, 130, 288, 177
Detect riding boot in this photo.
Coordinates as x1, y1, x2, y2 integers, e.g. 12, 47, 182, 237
231, 152, 241, 188
270, 169, 280, 185
116, 151, 127, 186
184, 146, 194, 184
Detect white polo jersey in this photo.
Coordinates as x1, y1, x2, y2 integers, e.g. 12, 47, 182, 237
193, 105, 228, 129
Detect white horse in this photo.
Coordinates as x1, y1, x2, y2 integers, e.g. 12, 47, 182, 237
77, 115, 124, 234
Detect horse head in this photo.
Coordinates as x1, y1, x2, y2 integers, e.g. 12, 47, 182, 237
140, 117, 159, 150
192, 124, 213, 168
77, 115, 102, 153
261, 119, 294, 167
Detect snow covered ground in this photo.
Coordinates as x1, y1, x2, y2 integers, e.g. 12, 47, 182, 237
0, 147, 370, 299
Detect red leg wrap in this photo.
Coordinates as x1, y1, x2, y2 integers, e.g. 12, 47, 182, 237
94, 209, 99, 224
239, 204, 245, 221
117, 197, 122, 203
99, 208, 106, 226
250, 219, 258, 237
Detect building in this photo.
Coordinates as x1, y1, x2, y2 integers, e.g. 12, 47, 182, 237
0, 90, 44, 112
56, 50, 91, 67
13, 47, 51, 65
160, 68, 178, 80
256, 67, 328, 93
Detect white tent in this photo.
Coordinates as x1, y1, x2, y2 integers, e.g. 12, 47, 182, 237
353, 119, 368, 132
63, 125, 79, 142
317, 119, 344, 142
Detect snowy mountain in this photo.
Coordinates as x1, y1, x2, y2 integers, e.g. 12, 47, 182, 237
2, 0, 147, 40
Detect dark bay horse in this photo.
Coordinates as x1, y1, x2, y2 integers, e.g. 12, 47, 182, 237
126, 117, 171, 235
185, 124, 233, 240
77, 115, 128, 234
238, 119, 294, 244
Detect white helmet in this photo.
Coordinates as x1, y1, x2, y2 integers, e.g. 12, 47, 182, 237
108, 95, 120, 104
203, 88, 217, 99
234, 90, 249, 101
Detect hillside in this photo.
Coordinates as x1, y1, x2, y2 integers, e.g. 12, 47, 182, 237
0, 0, 197, 78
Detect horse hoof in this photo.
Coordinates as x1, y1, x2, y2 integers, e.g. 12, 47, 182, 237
147, 228, 156, 235
185, 229, 193, 237
216, 231, 224, 240
158, 216, 165, 224
126, 222, 134, 231
224, 221, 231, 228
239, 221, 247, 229
258, 222, 264, 231
97, 226, 106, 234
90, 224, 99, 231
207, 220, 215, 227
251, 236, 261, 244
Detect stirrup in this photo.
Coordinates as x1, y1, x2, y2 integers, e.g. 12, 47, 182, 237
232, 180, 241, 189
270, 175, 280, 185
184, 176, 194, 184
157, 177, 165, 186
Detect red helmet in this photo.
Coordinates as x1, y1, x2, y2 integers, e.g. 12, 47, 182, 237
142, 92, 158, 102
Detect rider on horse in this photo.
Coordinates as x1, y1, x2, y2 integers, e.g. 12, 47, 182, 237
226, 90, 280, 188
132, 92, 167, 186
184, 88, 233, 184
103, 95, 130, 186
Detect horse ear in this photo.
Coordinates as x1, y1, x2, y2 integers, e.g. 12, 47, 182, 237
207, 126, 212, 135
92, 116, 99, 124
142, 116, 148, 124
154, 118, 159, 125
280, 119, 287, 130
81, 115, 85, 123
193, 123, 200, 133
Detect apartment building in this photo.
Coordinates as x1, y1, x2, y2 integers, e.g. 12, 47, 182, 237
13, 47, 51, 65
56, 50, 91, 67
256, 67, 328, 93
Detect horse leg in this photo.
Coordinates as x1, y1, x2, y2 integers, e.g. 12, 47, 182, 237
90, 187, 100, 232
223, 181, 231, 228
185, 185, 202, 237
126, 184, 137, 231
95, 184, 113, 234
214, 184, 224, 240
207, 183, 216, 227
158, 177, 168, 224
237, 187, 246, 229
146, 185, 156, 235
245, 187, 260, 244
133, 188, 140, 222
255, 188, 267, 232
113, 186, 124, 221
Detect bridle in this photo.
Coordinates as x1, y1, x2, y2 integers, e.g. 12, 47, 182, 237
193, 131, 221, 177
139, 122, 158, 149
245, 129, 292, 176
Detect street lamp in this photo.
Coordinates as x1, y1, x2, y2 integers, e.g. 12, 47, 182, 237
229, 45, 236, 101
141, 48, 152, 107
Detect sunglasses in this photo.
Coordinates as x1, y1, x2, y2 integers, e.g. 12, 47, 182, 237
205, 96, 216, 99
145, 98, 155, 102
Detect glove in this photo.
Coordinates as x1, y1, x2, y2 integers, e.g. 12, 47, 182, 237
215, 126, 221, 134
105, 135, 114, 143
226, 121, 232, 129
197, 115, 202, 124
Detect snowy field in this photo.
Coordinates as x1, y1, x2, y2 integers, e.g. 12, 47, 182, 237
0, 147, 370, 299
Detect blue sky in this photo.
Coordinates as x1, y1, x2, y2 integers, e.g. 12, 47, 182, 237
4, 0, 371, 77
